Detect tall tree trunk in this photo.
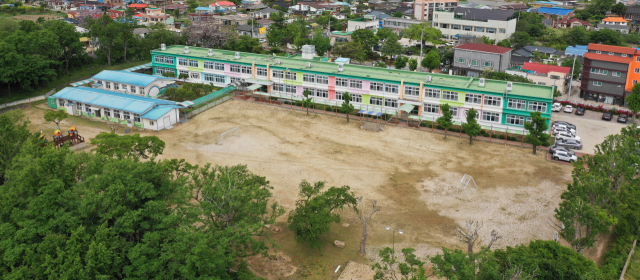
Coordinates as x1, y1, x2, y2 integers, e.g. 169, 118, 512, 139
360, 220, 368, 256
107, 46, 112, 66
444, 128, 448, 139
532, 144, 537, 155
347, 112, 350, 123
469, 135, 473, 145
123, 36, 128, 62
306, 106, 309, 115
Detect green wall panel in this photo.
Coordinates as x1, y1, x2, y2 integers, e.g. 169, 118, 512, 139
362, 94, 371, 105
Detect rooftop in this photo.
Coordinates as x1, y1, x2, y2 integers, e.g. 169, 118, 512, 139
602, 17, 628, 22
452, 7, 515, 21
92, 70, 171, 87
152, 45, 554, 99
587, 43, 636, 55
584, 52, 633, 64
52, 86, 180, 115
536, 7, 573, 16
455, 43, 512, 54
522, 62, 571, 75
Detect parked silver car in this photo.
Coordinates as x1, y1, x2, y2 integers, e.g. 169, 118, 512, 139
555, 138, 583, 150
553, 150, 578, 163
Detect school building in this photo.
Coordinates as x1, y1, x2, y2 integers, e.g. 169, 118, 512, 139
151, 45, 555, 130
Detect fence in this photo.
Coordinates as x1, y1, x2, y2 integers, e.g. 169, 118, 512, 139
183, 94, 233, 119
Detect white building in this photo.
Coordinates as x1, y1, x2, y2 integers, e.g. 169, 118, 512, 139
91, 70, 175, 98
433, 8, 517, 42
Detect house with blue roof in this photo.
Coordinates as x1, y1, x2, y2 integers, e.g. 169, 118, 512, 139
536, 7, 573, 20
49, 86, 184, 131
91, 70, 175, 98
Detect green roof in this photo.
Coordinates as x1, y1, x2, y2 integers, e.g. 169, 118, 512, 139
331, 31, 353, 36
152, 45, 554, 99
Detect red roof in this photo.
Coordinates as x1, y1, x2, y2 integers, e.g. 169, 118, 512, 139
128, 3, 148, 8
454, 43, 512, 54
584, 52, 633, 64
522, 62, 571, 75
214, 1, 235, 6
587, 43, 636, 55
557, 17, 590, 26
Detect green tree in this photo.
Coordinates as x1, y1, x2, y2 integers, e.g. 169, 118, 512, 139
179, 73, 189, 82
302, 88, 313, 115
566, 26, 590, 46
333, 41, 367, 63
380, 35, 404, 59
524, 111, 549, 155
45, 20, 85, 75
43, 109, 68, 130
430, 247, 482, 280
376, 28, 395, 41
394, 56, 408, 69
482, 36, 495, 45
351, 28, 379, 51
627, 83, 640, 124
421, 51, 440, 72
437, 103, 453, 139
311, 28, 331, 56
0, 110, 31, 184
0, 41, 22, 97
496, 39, 511, 48
287, 180, 357, 250
89, 16, 121, 66
514, 12, 544, 37
408, 58, 418, 71
372, 247, 427, 280
401, 22, 442, 46
374, 61, 387, 67
162, 71, 176, 78
590, 28, 623, 46
462, 108, 481, 145
561, 57, 582, 80
340, 92, 355, 123
482, 69, 533, 84
90, 133, 166, 160
510, 31, 533, 49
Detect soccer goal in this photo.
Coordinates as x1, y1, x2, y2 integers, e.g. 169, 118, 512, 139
216, 127, 240, 145
456, 174, 478, 201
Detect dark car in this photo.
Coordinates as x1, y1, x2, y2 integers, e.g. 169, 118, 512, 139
556, 138, 583, 150
618, 113, 628, 123
549, 144, 576, 155
602, 112, 613, 121
575, 107, 585, 116
405, 49, 413, 55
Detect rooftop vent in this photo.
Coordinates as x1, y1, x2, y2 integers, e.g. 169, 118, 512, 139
272, 53, 276, 59
338, 63, 344, 72
234, 52, 240, 59
160, 43, 166, 50
208, 49, 213, 56
306, 62, 311, 68
184, 46, 190, 54
479, 78, 485, 87
276, 59, 281, 64
425, 75, 432, 82
506, 82, 513, 92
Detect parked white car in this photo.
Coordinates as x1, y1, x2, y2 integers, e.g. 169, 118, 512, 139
553, 150, 578, 163
552, 124, 577, 135
564, 105, 574, 113
551, 103, 562, 112
555, 131, 581, 141
445, 42, 456, 47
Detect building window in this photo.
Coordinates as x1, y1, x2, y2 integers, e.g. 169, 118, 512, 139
452, 24, 460, 30
336, 78, 348, 87
317, 75, 328, 84
230, 77, 240, 83
113, 110, 121, 118
351, 94, 362, 103
482, 112, 499, 122
483, 61, 492, 67
634, 80, 638, 85
104, 108, 111, 117
465, 93, 481, 104
457, 58, 465, 63
635, 68, 639, 74
370, 97, 383, 106
507, 99, 526, 110
303, 73, 315, 82
230, 65, 240, 73
178, 58, 188, 66
449, 106, 458, 116
131, 86, 137, 94
593, 81, 602, 86
134, 114, 141, 122
124, 111, 131, 120
150, 121, 154, 126
241, 66, 252, 74
537, 82, 546, 85
179, 70, 188, 76
486, 28, 496, 33
609, 52, 614, 55
215, 62, 224, 70
528, 101, 547, 112
215, 75, 225, 83
257, 68, 267, 76
285, 85, 296, 94
424, 88, 440, 98
114, 83, 120, 90
405, 86, 419, 96
204, 73, 215, 82
385, 98, 398, 108
285, 72, 297, 80
272, 70, 283, 78
349, 79, 362, 89
204, 61, 214, 69
370, 82, 384, 91
463, 25, 472, 31
139, 87, 144, 94
76, 102, 82, 111
595, 51, 601, 54
316, 89, 329, 98
188, 60, 199, 67
622, 54, 628, 57
58, 99, 65, 106
155, 55, 174, 64
336, 92, 344, 100
272, 83, 284, 92
442, 91, 458, 101
105, 82, 111, 89
190, 72, 200, 80
385, 84, 399, 93
550, 75, 561, 79
84, 106, 91, 114
613, 71, 622, 77
506, 115, 525, 126
475, 27, 484, 32
591, 68, 608, 75
470, 60, 478, 66
499, 29, 505, 33
424, 103, 439, 113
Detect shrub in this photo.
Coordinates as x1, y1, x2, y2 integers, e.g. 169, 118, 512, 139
497, 135, 506, 140
507, 136, 518, 141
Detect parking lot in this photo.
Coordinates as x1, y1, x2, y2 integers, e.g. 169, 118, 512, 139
550, 109, 631, 154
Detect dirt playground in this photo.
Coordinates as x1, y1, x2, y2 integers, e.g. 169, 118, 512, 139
25, 100, 593, 279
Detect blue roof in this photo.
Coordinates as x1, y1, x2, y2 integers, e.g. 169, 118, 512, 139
565, 46, 588, 56
195, 6, 210, 10
537, 7, 573, 16
141, 106, 176, 120
52, 86, 180, 115
92, 70, 170, 87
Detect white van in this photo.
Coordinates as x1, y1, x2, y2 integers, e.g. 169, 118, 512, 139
551, 103, 562, 112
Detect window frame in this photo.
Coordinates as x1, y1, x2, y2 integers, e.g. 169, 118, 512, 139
528, 101, 547, 113
424, 103, 439, 113
303, 73, 315, 83
442, 91, 458, 101
178, 58, 188, 66
215, 62, 224, 70
336, 78, 348, 87
465, 93, 481, 104
507, 99, 526, 110
257, 68, 267, 76
316, 75, 328, 84
349, 79, 362, 89
385, 98, 398, 108
482, 111, 499, 122
204, 61, 214, 69
385, 84, 399, 94
370, 82, 384, 91
506, 115, 525, 126
188, 59, 199, 67
230, 64, 241, 73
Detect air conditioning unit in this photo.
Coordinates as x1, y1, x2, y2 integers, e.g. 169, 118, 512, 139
235, 52, 240, 59
160, 43, 166, 50
276, 59, 281, 64
184, 46, 190, 53
506, 82, 513, 92
306, 62, 311, 68
208, 49, 213, 56
425, 75, 432, 82
479, 78, 485, 87
338, 63, 344, 72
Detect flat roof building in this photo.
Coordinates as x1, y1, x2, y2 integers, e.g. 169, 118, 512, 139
433, 8, 517, 42
151, 45, 555, 129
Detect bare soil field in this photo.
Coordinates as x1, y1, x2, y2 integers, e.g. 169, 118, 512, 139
12, 14, 62, 22
25, 100, 582, 279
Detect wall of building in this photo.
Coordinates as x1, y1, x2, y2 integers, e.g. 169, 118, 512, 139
627, 55, 640, 90
433, 11, 516, 42
452, 50, 510, 75
347, 19, 379, 31
414, 0, 458, 20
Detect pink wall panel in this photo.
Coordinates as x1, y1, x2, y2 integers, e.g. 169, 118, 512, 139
296, 85, 303, 96
329, 89, 335, 100
224, 64, 230, 72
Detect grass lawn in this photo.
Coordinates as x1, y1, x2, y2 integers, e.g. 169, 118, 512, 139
0, 61, 148, 105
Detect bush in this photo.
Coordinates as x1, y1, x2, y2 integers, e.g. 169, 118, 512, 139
497, 135, 506, 140
507, 136, 518, 141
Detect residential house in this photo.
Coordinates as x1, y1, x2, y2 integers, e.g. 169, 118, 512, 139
382, 17, 423, 35
510, 55, 530, 68
347, 18, 380, 31
557, 17, 590, 29
161, 4, 188, 14
452, 43, 512, 77
565, 45, 588, 57
243, 3, 267, 11
212, 1, 236, 11
433, 8, 517, 42
519, 62, 571, 93
364, 11, 391, 20
499, 3, 529, 11
142, 7, 170, 23
236, 25, 266, 39
413, 0, 458, 20
373, 2, 398, 11
596, 17, 630, 34
133, 27, 151, 37
187, 13, 215, 22
580, 43, 635, 106
107, 9, 125, 19
536, 7, 573, 20
271, 1, 290, 11
288, 3, 319, 15
250, 7, 279, 19
127, 3, 148, 12
257, 19, 273, 28
458, 2, 491, 9
214, 14, 249, 25
330, 30, 353, 45
514, 45, 563, 60
623, 5, 640, 22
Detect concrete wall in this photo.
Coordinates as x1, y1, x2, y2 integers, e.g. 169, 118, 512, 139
434, 11, 517, 42
453, 49, 510, 74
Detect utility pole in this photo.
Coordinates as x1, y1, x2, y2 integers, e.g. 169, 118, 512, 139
567, 54, 577, 101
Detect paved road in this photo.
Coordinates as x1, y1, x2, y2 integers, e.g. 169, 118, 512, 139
550, 110, 631, 154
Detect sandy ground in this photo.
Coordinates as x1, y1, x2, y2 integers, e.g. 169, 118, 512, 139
26, 100, 578, 278
550, 110, 630, 154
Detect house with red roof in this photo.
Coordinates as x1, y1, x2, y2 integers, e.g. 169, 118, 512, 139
452, 43, 512, 77
557, 17, 590, 30
211, 1, 236, 11
518, 62, 571, 93
127, 3, 148, 13
580, 43, 636, 106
